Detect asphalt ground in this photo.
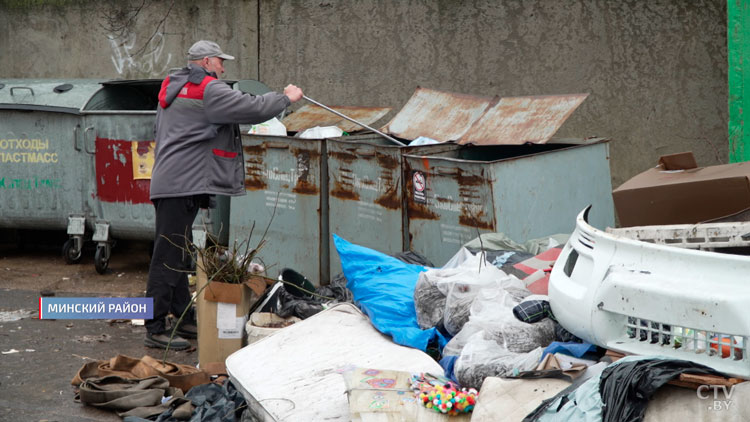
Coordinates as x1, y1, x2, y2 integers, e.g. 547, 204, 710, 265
0, 230, 198, 421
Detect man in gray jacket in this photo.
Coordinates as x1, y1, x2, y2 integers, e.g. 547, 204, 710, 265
145, 40, 303, 349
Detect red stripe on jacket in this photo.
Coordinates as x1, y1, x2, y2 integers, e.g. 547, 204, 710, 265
178, 76, 216, 100
158, 75, 217, 108
158, 76, 170, 108
212, 148, 237, 158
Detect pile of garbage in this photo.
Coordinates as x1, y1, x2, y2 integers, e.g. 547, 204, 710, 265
409, 235, 587, 390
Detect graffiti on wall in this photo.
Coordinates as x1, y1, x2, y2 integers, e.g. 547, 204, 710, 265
108, 31, 172, 77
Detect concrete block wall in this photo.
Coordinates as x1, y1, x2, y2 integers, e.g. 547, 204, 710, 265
0, 0, 727, 188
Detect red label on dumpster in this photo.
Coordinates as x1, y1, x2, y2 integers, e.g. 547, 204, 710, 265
95, 138, 151, 204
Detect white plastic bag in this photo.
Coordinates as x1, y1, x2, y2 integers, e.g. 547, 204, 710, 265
298, 126, 343, 139
409, 136, 440, 146
248, 117, 287, 136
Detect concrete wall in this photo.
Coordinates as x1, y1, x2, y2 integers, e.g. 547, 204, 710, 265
0, 0, 727, 187
0, 0, 259, 80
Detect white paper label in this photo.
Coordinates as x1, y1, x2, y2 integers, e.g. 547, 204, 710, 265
218, 316, 247, 339
216, 302, 237, 330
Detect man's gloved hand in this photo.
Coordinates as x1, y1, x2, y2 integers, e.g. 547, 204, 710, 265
284, 84, 303, 103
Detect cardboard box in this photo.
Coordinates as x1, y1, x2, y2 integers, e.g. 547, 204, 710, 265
196, 268, 263, 369
613, 152, 750, 227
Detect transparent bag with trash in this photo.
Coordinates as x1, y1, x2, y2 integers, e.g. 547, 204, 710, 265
443, 288, 555, 356
455, 331, 543, 389
414, 247, 528, 335
414, 248, 485, 330
442, 252, 527, 336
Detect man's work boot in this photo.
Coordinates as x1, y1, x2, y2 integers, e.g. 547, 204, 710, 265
144, 332, 191, 350
169, 317, 198, 339
175, 321, 197, 339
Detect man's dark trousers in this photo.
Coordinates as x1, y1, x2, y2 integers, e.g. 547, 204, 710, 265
145, 196, 202, 335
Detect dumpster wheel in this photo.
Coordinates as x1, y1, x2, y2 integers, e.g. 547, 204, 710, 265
94, 245, 109, 275
62, 239, 82, 264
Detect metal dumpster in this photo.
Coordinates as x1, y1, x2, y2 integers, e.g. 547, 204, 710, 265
327, 139, 461, 275
231, 104, 391, 286
231, 134, 328, 285
404, 140, 615, 266
85, 79, 237, 272
0, 79, 100, 238
326, 88, 498, 275
402, 94, 615, 267
0, 79, 230, 273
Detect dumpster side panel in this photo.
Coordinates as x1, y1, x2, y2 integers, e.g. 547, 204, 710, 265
0, 111, 85, 229
88, 114, 156, 240
488, 142, 614, 241
405, 142, 614, 267
327, 138, 404, 276
405, 156, 495, 267
231, 135, 329, 285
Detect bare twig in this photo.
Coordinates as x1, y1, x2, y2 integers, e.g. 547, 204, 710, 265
158, 201, 281, 362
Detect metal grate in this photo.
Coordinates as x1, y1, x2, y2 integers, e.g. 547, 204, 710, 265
625, 316, 747, 361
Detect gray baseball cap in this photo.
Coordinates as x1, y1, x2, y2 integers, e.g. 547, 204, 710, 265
187, 40, 235, 61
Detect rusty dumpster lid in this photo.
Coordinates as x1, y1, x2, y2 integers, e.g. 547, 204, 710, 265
458, 93, 589, 145
282, 104, 392, 133
380, 87, 497, 142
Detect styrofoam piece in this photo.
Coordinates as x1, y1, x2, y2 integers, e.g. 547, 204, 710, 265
226, 303, 444, 422
470, 376, 570, 421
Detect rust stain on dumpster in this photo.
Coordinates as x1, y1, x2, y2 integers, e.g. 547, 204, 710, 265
293, 180, 319, 195
329, 150, 357, 163
459, 212, 494, 230
375, 184, 400, 210
408, 202, 439, 220
244, 165, 267, 191
376, 152, 399, 170
330, 180, 359, 201
243, 144, 265, 156
457, 172, 484, 186
243, 145, 267, 191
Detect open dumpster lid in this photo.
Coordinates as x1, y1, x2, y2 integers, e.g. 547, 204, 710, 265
380, 86, 497, 142
0, 79, 108, 113
282, 104, 392, 133
458, 93, 589, 145
381, 87, 588, 144
84, 79, 161, 112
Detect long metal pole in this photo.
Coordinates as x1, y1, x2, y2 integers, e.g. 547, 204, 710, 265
302, 95, 406, 146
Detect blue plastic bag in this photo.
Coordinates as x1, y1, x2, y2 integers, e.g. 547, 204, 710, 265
542, 341, 597, 359
333, 234, 448, 351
